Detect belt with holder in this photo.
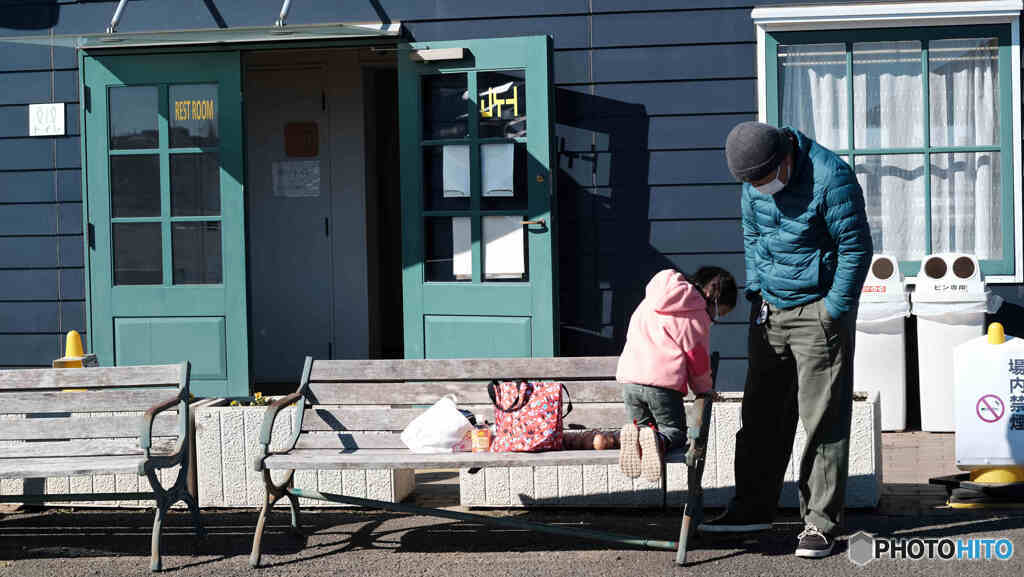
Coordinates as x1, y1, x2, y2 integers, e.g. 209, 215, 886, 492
755, 299, 769, 326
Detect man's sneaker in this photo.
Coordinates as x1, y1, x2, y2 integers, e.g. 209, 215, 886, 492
639, 424, 665, 482
794, 524, 833, 558
697, 509, 772, 533
618, 421, 641, 478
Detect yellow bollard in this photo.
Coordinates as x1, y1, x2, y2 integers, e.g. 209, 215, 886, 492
65, 330, 84, 357
53, 330, 97, 369
970, 467, 1024, 484
987, 322, 1006, 344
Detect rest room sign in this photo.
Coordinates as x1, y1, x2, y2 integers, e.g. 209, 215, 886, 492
169, 84, 219, 147
174, 98, 215, 122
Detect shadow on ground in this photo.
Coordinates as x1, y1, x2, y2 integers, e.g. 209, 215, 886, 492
0, 508, 320, 571
1, 498, 1023, 569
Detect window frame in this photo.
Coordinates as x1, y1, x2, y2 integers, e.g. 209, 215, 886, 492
419, 69, 531, 284
754, 1, 1023, 283
106, 82, 225, 287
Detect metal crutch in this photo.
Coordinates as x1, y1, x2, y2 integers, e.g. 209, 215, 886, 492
676, 351, 719, 565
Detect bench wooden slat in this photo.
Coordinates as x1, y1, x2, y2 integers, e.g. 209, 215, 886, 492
300, 404, 627, 433
0, 388, 179, 414
301, 406, 431, 432
0, 413, 179, 441
294, 432, 406, 450
0, 438, 178, 459
309, 357, 618, 382
0, 365, 182, 391
306, 380, 623, 405
263, 448, 625, 470
0, 455, 146, 478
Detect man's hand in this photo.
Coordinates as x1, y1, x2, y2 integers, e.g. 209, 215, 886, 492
684, 443, 700, 467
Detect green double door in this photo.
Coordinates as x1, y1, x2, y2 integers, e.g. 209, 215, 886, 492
83, 51, 248, 397
82, 35, 555, 389
399, 36, 557, 358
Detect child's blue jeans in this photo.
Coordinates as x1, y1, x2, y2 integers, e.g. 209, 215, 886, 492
621, 382, 686, 450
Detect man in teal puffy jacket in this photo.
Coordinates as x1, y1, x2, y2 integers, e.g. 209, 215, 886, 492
698, 122, 872, 559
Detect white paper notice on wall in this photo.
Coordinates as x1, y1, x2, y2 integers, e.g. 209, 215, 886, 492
443, 145, 470, 198
272, 160, 321, 198
28, 103, 64, 137
452, 216, 472, 280
484, 215, 525, 280
482, 142, 514, 197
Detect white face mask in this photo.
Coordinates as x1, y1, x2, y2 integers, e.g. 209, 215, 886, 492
708, 295, 720, 324
754, 163, 785, 195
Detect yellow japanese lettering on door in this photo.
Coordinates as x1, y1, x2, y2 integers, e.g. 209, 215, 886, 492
480, 84, 519, 119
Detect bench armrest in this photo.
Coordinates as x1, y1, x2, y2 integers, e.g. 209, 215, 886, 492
140, 390, 187, 460
254, 392, 304, 470
259, 391, 303, 445
254, 357, 313, 471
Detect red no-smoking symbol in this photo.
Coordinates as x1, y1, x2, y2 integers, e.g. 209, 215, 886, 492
976, 395, 1006, 423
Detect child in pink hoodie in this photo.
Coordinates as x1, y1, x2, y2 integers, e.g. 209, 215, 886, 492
616, 267, 737, 482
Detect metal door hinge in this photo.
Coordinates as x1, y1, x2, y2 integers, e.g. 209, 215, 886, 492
324, 217, 329, 237
328, 341, 333, 358
87, 222, 96, 249
322, 89, 326, 111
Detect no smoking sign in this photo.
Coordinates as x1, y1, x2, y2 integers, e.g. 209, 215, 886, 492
976, 394, 1006, 423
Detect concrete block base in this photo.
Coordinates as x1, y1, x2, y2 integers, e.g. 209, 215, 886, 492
460, 393, 883, 509
195, 406, 414, 507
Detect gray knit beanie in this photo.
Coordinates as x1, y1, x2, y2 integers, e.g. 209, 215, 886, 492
724, 122, 789, 182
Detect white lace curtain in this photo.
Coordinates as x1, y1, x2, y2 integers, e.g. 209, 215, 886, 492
780, 38, 1001, 262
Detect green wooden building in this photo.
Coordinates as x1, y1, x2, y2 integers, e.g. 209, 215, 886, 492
2, 0, 1024, 403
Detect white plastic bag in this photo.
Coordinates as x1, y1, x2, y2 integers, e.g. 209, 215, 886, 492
857, 300, 910, 323
856, 300, 910, 335
911, 290, 1004, 323
400, 394, 474, 454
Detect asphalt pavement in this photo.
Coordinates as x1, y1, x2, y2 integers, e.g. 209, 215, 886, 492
2, 484, 1023, 577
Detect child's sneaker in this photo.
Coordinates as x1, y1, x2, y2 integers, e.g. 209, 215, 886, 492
639, 424, 665, 482
618, 421, 641, 478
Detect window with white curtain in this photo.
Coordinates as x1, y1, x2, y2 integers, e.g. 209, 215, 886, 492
769, 26, 1013, 277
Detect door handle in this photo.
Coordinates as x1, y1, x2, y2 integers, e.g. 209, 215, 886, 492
520, 219, 546, 227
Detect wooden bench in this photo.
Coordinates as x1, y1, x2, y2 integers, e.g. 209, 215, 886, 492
251, 355, 692, 566
0, 362, 201, 572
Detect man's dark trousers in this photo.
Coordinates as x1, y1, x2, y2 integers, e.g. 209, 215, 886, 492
730, 297, 856, 535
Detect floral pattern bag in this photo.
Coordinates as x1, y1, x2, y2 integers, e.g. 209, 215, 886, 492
487, 380, 573, 452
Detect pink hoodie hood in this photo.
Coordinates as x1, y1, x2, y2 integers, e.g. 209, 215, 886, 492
646, 269, 709, 317
615, 270, 714, 395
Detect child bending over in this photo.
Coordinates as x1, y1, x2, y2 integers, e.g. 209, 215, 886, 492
616, 267, 737, 482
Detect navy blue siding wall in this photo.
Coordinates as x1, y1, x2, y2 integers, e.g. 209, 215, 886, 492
4, 0, 1019, 391
1, 1, 82, 367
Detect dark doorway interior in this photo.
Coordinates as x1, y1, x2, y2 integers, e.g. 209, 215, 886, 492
366, 67, 404, 359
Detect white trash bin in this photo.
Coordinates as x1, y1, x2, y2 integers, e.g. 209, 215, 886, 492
854, 255, 910, 431
911, 253, 1002, 432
